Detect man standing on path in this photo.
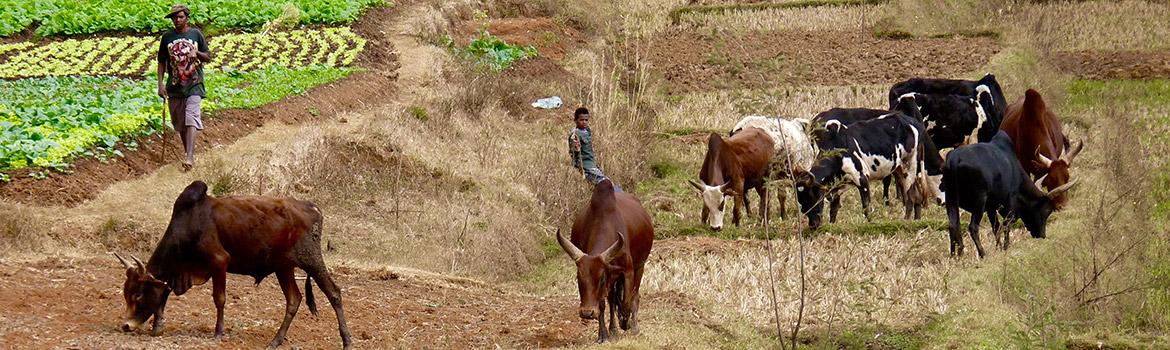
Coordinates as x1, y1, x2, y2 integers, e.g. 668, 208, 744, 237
157, 4, 211, 171
568, 107, 622, 192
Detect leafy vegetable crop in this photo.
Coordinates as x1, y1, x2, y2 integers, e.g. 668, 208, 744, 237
0, 0, 387, 37
447, 30, 538, 72
0, 65, 355, 173
0, 27, 366, 79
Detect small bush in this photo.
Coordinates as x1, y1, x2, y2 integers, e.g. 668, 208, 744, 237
408, 105, 429, 122
448, 30, 538, 72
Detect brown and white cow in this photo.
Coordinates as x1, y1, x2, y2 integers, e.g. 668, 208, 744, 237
558, 179, 654, 343
115, 180, 351, 349
730, 115, 817, 220
688, 128, 774, 230
1000, 89, 1083, 210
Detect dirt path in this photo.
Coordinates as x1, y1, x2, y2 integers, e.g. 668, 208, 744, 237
0, 258, 607, 349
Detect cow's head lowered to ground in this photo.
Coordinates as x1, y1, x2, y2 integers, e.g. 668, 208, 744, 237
114, 253, 169, 334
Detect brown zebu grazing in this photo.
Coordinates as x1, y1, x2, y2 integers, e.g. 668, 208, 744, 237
688, 128, 774, 230
1000, 89, 1083, 210
558, 179, 654, 343
115, 180, 352, 349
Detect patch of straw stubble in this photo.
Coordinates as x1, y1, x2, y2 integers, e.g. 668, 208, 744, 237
1010, 1, 1170, 52
643, 230, 958, 331
677, 5, 880, 33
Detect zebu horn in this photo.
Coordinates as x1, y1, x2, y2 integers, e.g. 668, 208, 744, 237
688, 179, 703, 191
1047, 179, 1078, 200
556, 229, 586, 262
1037, 153, 1053, 168
1034, 174, 1049, 191
1064, 140, 1084, 164
130, 255, 146, 274
600, 232, 626, 264
114, 253, 133, 270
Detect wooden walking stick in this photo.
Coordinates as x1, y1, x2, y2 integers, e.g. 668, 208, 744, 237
159, 96, 170, 163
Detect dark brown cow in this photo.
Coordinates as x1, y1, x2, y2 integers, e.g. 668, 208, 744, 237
115, 180, 351, 349
558, 179, 654, 343
1000, 89, 1083, 210
688, 128, 774, 230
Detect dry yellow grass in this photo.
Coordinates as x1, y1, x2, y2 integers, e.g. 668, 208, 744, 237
658, 85, 888, 131
1010, 1, 1170, 52
677, 4, 881, 33
644, 232, 959, 329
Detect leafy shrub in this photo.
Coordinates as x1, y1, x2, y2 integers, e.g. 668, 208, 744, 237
447, 30, 538, 72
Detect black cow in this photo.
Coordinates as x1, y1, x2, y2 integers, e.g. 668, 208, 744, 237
942, 131, 1077, 258
889, 74, 1006, 147
797, 99, 943, 229
889, 73, 1007, 120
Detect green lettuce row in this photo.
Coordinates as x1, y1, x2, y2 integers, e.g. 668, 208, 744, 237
0, 27, 365, 79
0, 0, 387, 38
0, 65, 355, 172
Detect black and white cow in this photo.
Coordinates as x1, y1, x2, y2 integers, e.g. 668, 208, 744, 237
805, 103, 924, 208
796, 98, 943, 229
942, 130, 1076, 258
889, 74, 1006, 148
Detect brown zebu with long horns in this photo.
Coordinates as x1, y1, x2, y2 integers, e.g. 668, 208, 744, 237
115, 180, 352, 349
1000, 89, 1083, 210
558, 179, 654, 343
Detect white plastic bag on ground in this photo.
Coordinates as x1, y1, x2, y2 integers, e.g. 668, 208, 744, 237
532, 96, 562, 109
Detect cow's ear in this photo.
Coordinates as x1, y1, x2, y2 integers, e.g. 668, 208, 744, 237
1029, 160, 1047, 170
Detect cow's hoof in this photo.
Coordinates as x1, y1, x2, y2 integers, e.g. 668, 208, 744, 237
150, 328, 163, 337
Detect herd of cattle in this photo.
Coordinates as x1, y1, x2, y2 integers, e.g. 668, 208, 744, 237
692, 74, 1082, 258
109, 73, 1083, 347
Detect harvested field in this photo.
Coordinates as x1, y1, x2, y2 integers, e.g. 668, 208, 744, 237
675, 4, 880, 32
642, 29, 999, 93
1012, 1, 1170, 51
1052, 50, 1170, 80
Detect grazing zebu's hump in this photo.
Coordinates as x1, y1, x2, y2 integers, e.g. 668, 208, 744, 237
1000, 89, 1082, 210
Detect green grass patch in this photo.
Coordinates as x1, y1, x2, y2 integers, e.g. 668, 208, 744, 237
658, 127, 724, 139
0, 65, 354, 174
1066, 79, 1170, 111
0, 0, 388, 38
443, 30, 537, 72
810, 219, 948, 238
801, 324, 928, 350
669, 0, 888, 25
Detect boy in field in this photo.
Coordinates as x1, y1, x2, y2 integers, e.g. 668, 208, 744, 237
568, 107, 622, 192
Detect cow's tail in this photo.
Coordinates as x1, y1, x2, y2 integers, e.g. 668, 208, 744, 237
305, 275, 320, 316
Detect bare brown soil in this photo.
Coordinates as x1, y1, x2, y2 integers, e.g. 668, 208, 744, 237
1052, 50, 1170, 80
458, 17, 587, 61
0, 257, 702, 349
642, 29, 1000, 93
0, 6, 403, 207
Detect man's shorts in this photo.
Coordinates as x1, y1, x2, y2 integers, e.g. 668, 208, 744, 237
168, 95, 204, 130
